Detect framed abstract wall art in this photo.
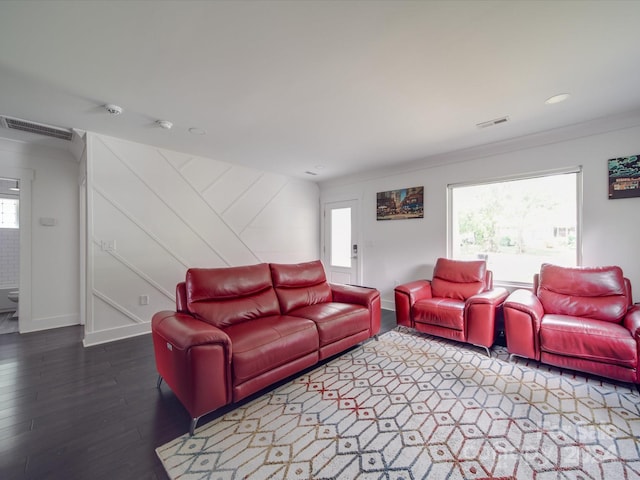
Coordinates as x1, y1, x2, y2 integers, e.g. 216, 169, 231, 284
608, 154, 640, 199
376, 186, 424, 220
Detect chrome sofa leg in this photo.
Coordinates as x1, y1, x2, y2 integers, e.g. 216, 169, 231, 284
472, 344, 491, 357
157, 375, 163, 389
189, 417, 200, 436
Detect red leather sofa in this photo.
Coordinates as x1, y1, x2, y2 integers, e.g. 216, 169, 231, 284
394, 258, 509, 356
503, 263, 640, 384
151, 260, 381, 434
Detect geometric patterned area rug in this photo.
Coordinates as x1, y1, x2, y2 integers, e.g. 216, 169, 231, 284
156, 327, 640, 479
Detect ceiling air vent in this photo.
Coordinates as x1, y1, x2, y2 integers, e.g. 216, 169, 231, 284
476, 116, 510, 129
0, 115, 74, 141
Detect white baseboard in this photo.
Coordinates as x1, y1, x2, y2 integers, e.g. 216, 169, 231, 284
20, 313, 79, 333
83, 322, 151, 347
381, 299, 395, 311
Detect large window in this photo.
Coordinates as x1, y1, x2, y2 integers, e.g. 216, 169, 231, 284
449, 169, 581, 285
0, 198, 19, 228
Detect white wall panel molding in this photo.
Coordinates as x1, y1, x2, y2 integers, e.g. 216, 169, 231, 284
96, 135, 258, 266
200, 165, 234, 196
91, 239, 174, 302
92, 289, 145, 324
93, 186, 192, 272
237, 180, 289, 236
86, 133, 320, 343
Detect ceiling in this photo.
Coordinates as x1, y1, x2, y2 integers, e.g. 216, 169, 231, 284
1, 1, 640, 182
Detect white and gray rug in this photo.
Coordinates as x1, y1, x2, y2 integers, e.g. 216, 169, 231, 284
157, 327, 640, 479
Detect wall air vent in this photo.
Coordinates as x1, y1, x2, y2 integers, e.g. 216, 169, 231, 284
476, 116, 510, 129
0, 115, 74, 141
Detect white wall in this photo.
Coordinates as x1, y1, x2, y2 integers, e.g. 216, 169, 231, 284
0, 138, 80, 331
85, 133, 320, 345
320, 116, 640, 310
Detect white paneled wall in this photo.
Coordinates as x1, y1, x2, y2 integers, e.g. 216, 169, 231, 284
85, 133, 320, 345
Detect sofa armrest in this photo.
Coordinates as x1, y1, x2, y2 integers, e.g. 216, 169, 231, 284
152, 311, 232, 352
503, 289, 544, 361
331, 283, 379, 306
330, 284, 381, 335
151, 311, 232, 421
394, 280, 432, 328
465, 287, 509, 348
623, 305, 640, 338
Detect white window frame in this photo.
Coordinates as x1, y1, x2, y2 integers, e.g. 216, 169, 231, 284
0, 195, 19, 229
447, 167, 583, 288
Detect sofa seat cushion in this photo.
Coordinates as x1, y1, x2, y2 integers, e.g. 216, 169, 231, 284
540, 314, 637, 369
413, 298, 464, 330
224, 315, 319, 384
288, 303, 369, 346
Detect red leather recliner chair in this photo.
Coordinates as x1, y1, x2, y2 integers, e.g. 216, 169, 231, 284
503, 263, 640, 384
394, 258, 509, 356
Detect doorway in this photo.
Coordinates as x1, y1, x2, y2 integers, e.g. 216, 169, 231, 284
0, 167, 33, 334
323, 200, 360, 285
0, 177, 20, 333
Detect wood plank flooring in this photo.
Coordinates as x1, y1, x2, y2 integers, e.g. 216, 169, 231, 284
0, 310, 398, 480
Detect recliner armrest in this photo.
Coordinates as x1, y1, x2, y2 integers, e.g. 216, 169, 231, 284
466, 287, 509, 306
503, 289, 544, 360
394, 280, 432, 328
394, 280, 432, 305
465, 287, 509, 349
503, 289, 544, 322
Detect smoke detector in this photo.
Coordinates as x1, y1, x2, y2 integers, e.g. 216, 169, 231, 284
104, 104, 123, 115
156, 120, 173, 130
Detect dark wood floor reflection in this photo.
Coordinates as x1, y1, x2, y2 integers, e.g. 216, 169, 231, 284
0, 310, 397, 479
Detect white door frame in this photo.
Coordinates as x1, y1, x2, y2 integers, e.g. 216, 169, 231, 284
321, 198, 362, 286
0, 166, 34, 332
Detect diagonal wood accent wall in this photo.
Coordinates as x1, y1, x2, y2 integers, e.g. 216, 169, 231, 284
85, 133, 319, 344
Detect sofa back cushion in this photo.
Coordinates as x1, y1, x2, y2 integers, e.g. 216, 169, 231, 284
430, 258, 487, 300
537, 263, 628, 323
270, 260, 332, 314
186, 263, 280, 328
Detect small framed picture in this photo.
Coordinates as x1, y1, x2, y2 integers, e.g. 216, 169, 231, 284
376, 186, 424, 220
608, 155, 640, 199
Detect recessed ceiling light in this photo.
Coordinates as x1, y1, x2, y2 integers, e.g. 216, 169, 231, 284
545, 93, 570, 105
156, 120, 173, 130
314, 165, 325, 170
189, 127, 206, 135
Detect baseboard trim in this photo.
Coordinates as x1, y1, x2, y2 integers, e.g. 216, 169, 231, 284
381, 299, 395, 311
20, 314, 79, 333
83, 322, 151, 347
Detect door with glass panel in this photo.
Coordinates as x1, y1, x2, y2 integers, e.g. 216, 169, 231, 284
323, 200, 359, 285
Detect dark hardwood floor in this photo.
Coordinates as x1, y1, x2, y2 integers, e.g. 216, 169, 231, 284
0, 310, 397, 480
